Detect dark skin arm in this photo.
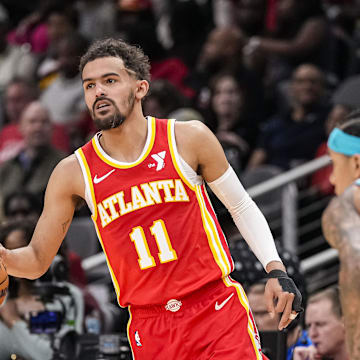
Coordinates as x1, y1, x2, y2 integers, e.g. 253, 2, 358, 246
257, 18, 327, 58
322, 185, 360, 359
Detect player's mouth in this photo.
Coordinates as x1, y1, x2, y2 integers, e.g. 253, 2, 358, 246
95, 101, 112, 111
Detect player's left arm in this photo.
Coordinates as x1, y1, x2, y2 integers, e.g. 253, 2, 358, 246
175, 120, 302, 330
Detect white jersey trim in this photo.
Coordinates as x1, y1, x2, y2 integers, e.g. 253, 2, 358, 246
75, 149, 95, 215
169, 119, 203, 186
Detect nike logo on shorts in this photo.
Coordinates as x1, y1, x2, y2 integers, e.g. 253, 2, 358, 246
93, 169, 115, 184
215, 293, 234, 311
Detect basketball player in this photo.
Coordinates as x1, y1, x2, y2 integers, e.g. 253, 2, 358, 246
322, 114, 360, 360
0, 38, 302, 359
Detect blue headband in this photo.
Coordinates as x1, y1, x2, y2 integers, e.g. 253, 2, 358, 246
328, 128, 360, 156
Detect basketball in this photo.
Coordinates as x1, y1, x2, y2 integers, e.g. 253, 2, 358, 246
0, 261, 9, 306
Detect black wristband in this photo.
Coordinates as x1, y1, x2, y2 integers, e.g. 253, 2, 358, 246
267, 269, 303, 313
267, 269, 288, 279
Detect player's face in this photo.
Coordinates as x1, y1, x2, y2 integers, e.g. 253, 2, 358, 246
305, 299, 345, 357
82, 57, 137, 130
248, 291, 280, 331
211, 76, 243, 119
3, 229, 28, 250
329, 149, 357, 195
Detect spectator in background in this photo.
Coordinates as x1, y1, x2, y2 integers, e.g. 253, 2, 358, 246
0, 189, 112, 332
242, 0, 338, 95
143, 79, 188, 119
36, 2, 79, 85
208, 71, 259, 173
40, 33, 89, 150
167, 0, 212, 70
293, 287, 349, 360
3, 191, 42, 223
0, 219, 84, 360
1, 78, 38, 125
248, 281, 312, 360
76, 0, 116, 41
6, 0, 73, 55
0, 4, 37, 94
0, 77, 38, 141
232, 0, 268, 38
247, 63, 329, 171
311, 103, 353, 197
0, 220, 55, 360
0, 101, 65, 207
0, 78, 70, 163
194, 26, 265, 125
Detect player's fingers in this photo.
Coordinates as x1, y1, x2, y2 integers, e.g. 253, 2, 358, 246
278, 294, 295, 330
274, 293, 288, 313
264, 284, 276, 318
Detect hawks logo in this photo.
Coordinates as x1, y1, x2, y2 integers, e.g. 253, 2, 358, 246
165, 299, 182, 312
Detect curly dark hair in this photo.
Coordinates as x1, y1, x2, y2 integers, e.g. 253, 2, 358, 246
79, 38, 151, 82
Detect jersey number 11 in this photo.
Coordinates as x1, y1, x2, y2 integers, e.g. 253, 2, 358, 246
130, 219, 178, 270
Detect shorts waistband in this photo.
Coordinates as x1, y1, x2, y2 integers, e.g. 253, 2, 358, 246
130, 278, 225, 318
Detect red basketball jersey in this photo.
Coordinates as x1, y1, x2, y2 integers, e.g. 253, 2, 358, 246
75, 117, 234, 307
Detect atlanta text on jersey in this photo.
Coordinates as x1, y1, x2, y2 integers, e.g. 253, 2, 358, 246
97, 178, 190, 227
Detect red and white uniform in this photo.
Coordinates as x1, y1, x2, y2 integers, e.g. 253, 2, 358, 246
75, 117, 264, 359
75, 117, 234, 307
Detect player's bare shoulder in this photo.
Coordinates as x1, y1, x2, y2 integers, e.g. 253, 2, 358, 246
174, 120, 229, 181
174, 120, 210, 151
322, 184, 360, 251
47, 154, 85, 199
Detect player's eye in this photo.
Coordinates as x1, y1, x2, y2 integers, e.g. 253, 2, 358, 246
85, 83, 95, 89
106, 78, 116, 84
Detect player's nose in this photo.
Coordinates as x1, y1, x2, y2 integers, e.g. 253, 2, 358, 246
95, 85, 106, 98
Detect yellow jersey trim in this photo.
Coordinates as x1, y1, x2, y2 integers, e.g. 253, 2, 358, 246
223, 276, 263, 359
195, 185, 231, 276
127, 307, 136, 359
75, 149, 122, 307
91, 116, 156, 169
91, 217, 123, 308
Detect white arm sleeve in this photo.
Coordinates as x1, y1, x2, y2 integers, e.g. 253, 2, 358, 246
207, 166, 282, 269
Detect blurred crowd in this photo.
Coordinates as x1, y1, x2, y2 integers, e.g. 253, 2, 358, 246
0, 0, 359, 359
2, 0, 360, 214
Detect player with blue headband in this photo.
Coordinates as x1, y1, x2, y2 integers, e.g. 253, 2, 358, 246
322, 113, 360, 360
327, 117, 360, 195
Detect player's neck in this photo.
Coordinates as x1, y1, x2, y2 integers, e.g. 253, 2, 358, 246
99, 111, 148, 163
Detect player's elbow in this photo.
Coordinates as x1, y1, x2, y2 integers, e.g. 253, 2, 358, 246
26, 247, 53, 280
26, 264, 48, 280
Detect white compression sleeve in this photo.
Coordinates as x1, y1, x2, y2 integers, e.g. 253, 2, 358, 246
207, 166, 282, 269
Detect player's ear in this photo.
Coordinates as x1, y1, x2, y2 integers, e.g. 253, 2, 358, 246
135, 80, 149, 100
352, 154, 360, 177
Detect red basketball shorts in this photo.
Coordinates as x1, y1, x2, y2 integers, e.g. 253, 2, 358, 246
127, 276, 267, 360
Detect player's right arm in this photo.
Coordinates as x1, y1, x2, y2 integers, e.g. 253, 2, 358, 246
0, 155, 84, 279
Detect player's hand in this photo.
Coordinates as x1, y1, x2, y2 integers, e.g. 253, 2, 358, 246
264, 269, 303, 331
293, 345, 321, 360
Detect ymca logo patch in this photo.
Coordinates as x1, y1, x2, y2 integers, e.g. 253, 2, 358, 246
148, 151, 166, 171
